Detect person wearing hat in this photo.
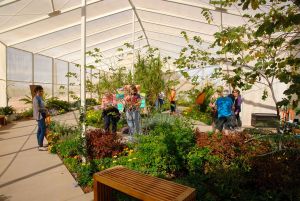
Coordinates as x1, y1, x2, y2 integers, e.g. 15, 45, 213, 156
215, 89, 234, 134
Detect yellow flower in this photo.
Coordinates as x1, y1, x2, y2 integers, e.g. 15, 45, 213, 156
132, 157, 137, 160
113, 155, 117, 158
101, 166, 105, 169
128, 159, 132, 162
113, 160, 117, 163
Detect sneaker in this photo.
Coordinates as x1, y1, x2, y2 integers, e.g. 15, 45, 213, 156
38, 147, 48, 151
43, 143, 48, 147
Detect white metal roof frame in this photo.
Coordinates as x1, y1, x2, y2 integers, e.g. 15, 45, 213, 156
0, 0, 251, 67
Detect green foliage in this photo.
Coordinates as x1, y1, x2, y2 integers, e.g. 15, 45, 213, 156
19, 95, 32, 105
85, 109, 102, 127
18, 108, 33, 118
176, 0, 300, 113
132, 116, 195, 176
57, 137, 84, 158
182, 107, 213, 125
0, 106, 15, 115
46, 97, 71, 113
133, 48, 166, 108
187, 147, 219, 175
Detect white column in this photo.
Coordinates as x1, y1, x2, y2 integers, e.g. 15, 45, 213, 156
80, 0, 87, 136
0, 42, 7, 107
131, 9, 135, 77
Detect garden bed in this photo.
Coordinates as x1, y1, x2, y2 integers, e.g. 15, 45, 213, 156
47, 115, 300, 201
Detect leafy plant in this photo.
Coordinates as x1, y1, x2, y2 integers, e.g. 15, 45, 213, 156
85, 129, 125, 159
0, 106, 15, 115
46, 97, 71, 113
176, 0, 300, 118
85, 109, 102, 127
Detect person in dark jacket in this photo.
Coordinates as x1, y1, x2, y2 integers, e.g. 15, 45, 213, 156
232, 89, 242, 127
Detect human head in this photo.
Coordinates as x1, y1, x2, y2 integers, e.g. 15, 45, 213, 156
34, 85, 44, 96
216, 86, 224, 95
232, 89, 240, 97
130, 84, 138, 94
222, 89, 230, 97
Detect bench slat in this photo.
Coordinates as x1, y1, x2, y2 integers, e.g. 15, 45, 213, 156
94, 166, 196, 201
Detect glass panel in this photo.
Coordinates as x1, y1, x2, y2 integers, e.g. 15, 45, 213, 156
54, 59, 68, 85
34, 54, 52, 83
7, 81, 32, 112
53, 84, 68, 101
7, 48, 32, 82
69, 63, 80, 85
69, 85, 80, 102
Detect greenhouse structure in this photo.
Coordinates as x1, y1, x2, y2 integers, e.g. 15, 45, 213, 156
0, 0, 299, 201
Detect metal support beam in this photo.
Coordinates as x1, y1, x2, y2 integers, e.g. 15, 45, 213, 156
128, 0, 150, 46
161, 0, 241, 16
142, 20, 214, 37
145, 29, 212, 44
52, 57, 55, 97
35, 21, 136, 54
67, 62, 70, 103
0, 42, 7, 107
137, 7, 220, 27
80, 0, 86, 136
131, 9, 135, 76
0, 0, 103, 34
56, 30, 143, 59
8, 7, 132, 46
70, 40, 145, 63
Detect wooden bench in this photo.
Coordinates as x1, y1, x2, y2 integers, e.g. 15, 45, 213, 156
93, 166, 196, 201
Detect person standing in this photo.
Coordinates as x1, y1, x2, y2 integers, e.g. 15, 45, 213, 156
156, 91, 165, 111
101, 91, 119, 134
124, 85, 141, 135
232, 89, 242, 127
168, 87, 176, 115
209, 87, 223, 131
33, 85, 48, 151
215, 89, 234, 135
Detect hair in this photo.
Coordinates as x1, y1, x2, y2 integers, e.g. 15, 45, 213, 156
34, 85, 43, 93
233, 89, 240, 94
130, 84, 137, 92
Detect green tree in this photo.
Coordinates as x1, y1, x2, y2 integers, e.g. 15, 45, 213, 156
175, 0, 300, 117
133, 47, 166, 109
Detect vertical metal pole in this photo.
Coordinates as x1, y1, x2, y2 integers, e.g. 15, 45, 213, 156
80, 0, 87, 137
32, 53, 34, 85
0, 42, 8, 107
131, 9, 135, 78
52, 58, 55, 97
67, 62, 70, 103
90, 68, 92, 99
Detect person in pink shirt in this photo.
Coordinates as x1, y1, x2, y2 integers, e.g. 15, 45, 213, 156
101, 91, 120, 134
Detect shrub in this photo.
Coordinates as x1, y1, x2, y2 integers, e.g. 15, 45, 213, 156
57, 137, 84, 158
71, 98, 98, 109
86, 129, 125, 159
124, 116, 196, 176
46, 97, 71, 113
0, 106, 15, 115
85, 109, 102, 127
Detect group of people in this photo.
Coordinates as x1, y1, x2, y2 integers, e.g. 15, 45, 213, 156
209, 88, 242, 135
32, 84, 241, 151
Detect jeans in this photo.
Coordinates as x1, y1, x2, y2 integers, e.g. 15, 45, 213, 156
103, 115, 118, 133
126, 110, 140, 135
37, 118, 46, 147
